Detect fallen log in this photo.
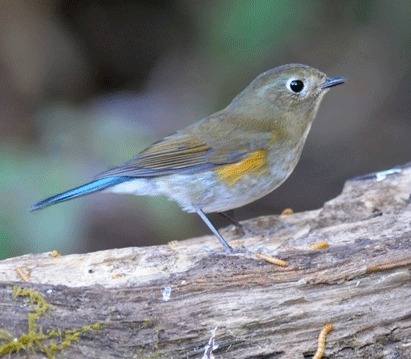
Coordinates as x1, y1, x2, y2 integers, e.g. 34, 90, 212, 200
0, 163, 410, 358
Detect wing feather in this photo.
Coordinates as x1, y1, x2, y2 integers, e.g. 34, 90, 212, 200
97, 133, 245, 178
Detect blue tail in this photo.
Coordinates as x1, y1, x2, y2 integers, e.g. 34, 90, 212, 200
31, 176, 131, 211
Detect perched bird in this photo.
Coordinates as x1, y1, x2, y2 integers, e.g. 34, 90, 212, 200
32, 64, 345, 252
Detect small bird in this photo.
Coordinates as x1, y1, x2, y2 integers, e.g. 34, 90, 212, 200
32, 64, 345, 252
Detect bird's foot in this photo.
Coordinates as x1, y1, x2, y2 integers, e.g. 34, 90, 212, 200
219, 211, 246, 237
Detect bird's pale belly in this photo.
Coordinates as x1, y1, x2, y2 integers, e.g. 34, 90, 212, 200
109, 148, 300, 213
156, 169, 286, 213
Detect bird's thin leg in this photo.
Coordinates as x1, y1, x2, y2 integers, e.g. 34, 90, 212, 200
196, 209, 233, 253
219, 211, 243, 230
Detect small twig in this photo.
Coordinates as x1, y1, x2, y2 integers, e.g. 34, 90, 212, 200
256, 253, 288, 267
313, 323, 334, 359
366, 257, 411, 273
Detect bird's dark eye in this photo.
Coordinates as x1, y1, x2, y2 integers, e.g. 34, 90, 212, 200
288, 79, 304, 93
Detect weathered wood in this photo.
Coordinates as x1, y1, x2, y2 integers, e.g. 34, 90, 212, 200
1, 164, 411, 358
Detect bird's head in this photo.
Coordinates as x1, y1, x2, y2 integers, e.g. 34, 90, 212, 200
229, 64, 345, 131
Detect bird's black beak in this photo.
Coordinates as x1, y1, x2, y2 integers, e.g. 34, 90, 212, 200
321, 76, 346, 89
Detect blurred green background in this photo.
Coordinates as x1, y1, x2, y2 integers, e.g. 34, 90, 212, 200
1, 0, 410, 259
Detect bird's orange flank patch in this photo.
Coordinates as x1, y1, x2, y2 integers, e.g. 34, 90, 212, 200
216, 150, 268, 186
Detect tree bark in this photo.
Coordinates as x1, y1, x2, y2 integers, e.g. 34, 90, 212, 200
0, 163, 411, 358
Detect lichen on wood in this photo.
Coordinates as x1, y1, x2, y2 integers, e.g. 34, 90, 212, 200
0, 286, 102, 358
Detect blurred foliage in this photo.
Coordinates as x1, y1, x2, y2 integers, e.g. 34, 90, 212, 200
205, 0, 313, 61
0, 0, 410, 259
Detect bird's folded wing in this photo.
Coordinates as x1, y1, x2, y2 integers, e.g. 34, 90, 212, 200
96, 133, 247, 178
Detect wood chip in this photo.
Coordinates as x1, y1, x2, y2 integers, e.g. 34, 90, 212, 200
313, 323, 334, 359
168, 241, 179, 251
49, 250, 61, 258
15, 267, 31, 282
309, 242, 330, 250
256, 253, 288, 267
280, 208, 294, 218
112, 273, 126, 280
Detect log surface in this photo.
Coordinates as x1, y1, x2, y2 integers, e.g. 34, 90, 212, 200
1, 164, 411, 358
